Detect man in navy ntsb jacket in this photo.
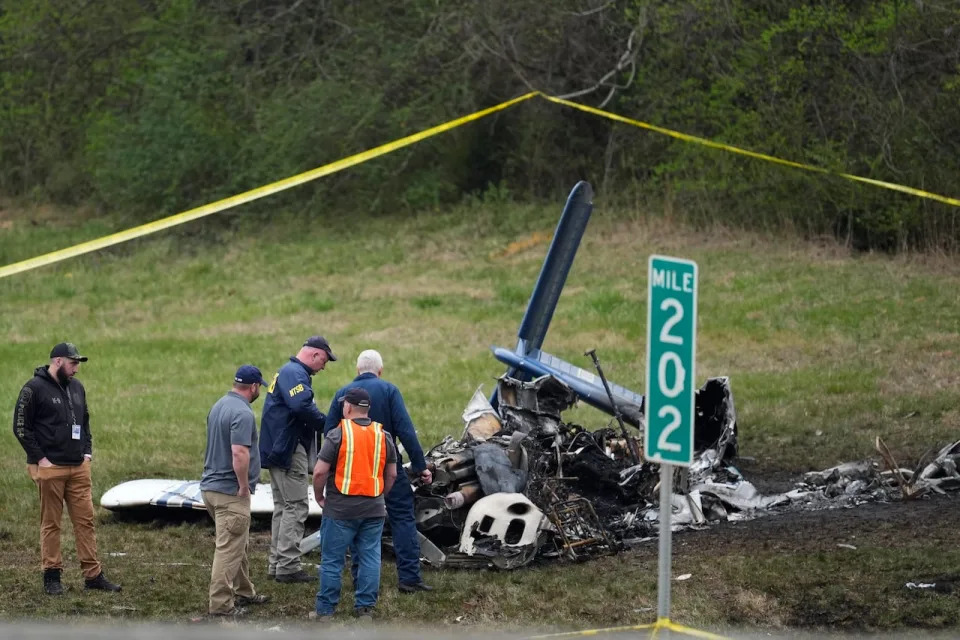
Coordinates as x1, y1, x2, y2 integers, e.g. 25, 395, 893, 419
324, 348, 434, 593
260, 335, 336, 583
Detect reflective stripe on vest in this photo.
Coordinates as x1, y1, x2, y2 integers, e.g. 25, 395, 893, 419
334, 419, 387, 497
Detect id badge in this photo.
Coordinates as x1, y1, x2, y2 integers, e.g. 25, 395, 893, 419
72, 424, 82, 440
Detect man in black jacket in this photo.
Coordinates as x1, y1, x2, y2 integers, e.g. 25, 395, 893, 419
13, 342, 121, 595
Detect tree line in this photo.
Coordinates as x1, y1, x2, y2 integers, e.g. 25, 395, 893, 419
1, 0, 958, 251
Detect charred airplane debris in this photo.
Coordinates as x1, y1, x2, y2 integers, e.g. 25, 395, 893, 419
413, 372, 744, 569
409, 181, 748, 569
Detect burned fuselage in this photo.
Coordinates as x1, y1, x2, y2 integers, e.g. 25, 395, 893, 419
412, 373, 740, 569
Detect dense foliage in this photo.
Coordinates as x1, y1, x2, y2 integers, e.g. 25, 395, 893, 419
1, 1, 958, 250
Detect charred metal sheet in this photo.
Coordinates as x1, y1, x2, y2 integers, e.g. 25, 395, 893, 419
496, 374, 577, 436
417, 532, 447, 566
694, 376, 738, 461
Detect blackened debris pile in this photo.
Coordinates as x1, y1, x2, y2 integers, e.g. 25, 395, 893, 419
413, 373, 743, 569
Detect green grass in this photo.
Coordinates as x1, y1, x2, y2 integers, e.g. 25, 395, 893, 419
1, 200, 959, 630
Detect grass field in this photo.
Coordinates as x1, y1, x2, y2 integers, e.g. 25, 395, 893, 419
1, 199, 958, 632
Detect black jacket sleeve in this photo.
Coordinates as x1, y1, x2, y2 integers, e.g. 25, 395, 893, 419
13, 384, 44, 462
82, 402, 92, 457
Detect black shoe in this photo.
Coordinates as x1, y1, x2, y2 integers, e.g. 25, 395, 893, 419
43, 569, 65, 596
354, 606, 374, 621
190, 608, 246, 624
275, 569, 314, 583
84, 572, 122, 592
236, 593, 270, 606
309, 611, 334, 624
398, 581, 433, 593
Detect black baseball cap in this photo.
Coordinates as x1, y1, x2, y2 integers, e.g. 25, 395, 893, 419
234, 364, 267, 386
303, 335, 337, 361
339, 387, 371, 408
50, 342, 88, 362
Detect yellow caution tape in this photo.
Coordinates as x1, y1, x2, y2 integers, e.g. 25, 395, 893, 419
526, 618, 729, 640
0, 92, 539, 281
527, 623, 656, 638
661, 618, 730, 639
540, 94, 960, 208
3, 89, 957, 281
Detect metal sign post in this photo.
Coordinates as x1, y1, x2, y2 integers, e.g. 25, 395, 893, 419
645, 255, 698, 629
657, 464, 674, 625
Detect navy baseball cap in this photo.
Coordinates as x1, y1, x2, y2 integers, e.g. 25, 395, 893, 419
339, 387, 371, 408
303, 335, 337, 361
234, 364, 267, 386
50, 342, 88, 362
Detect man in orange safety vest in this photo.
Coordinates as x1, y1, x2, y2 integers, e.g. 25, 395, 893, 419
311, 387, 398, 622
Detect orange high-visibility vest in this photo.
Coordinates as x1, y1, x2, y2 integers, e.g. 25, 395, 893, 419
334, 419, 388, 497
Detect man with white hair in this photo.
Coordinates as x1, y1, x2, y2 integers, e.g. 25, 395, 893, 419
324, 349, 434, 593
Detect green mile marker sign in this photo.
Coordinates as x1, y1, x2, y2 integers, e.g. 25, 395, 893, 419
644, 255, 698, 466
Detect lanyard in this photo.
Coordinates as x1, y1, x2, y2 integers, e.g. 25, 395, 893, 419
64, 385, 78, 426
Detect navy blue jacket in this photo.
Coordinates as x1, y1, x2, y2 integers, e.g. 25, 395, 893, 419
324, 372, 427, 472
260, 357, 327, 470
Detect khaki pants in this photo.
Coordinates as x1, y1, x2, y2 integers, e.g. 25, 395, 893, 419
28, 461, 102, 579
268, 444, 309, 576
202, 490, 256, 615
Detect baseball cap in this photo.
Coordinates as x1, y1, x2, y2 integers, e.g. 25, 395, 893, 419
234, 364, 268, 386
50, 342, 88, 362
303, 335, 337, 361
339, 387, 371, 408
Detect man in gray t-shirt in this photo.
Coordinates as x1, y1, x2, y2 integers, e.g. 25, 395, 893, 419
312, 387, 397, 620
199, 365, 269, 617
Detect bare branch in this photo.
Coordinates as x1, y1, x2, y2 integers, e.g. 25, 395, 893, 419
475, 35, 539, 92
269, 0, 307, 22
555, 15, 644, 106
563, 1, 614, 18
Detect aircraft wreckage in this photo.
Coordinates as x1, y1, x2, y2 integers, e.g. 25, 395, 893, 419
100, 181, 960, 569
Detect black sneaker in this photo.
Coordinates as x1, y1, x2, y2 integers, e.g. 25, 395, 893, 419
398, 581, 433, 593
84, 572, 122, 592
275, 569, 313, 583
43, 569, 65, 596
236, 593, 270, 606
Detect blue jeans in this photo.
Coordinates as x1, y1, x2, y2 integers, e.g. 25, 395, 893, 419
316, 516, 385, 615
351, 472, 421, 586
